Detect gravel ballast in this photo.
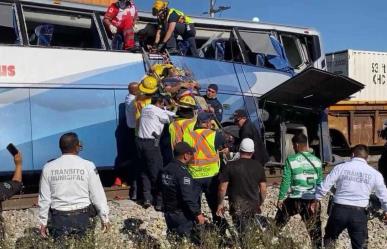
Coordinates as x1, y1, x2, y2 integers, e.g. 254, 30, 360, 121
1, 186, 386, 248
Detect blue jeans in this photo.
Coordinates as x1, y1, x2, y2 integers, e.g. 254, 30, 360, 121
324, 204, 368, 249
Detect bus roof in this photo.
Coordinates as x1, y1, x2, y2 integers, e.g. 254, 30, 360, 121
21, 0, 320, 36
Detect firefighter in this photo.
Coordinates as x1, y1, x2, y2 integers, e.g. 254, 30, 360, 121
135, 76, 159, 132
104, 0, 138, 51
169, 96, 196, 150
152, 0, 198, 56
183, 112, 227, 230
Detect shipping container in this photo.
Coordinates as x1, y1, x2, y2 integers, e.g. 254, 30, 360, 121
327, 50, 387, 157
326, 49, 387, 101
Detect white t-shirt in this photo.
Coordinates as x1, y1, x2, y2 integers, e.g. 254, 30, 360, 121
125, 94, 136, 129
138, 104, 175, 139
38, 155, 109, 225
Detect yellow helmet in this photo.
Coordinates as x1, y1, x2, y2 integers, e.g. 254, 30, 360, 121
139, 76, 158, 94
151, 63, 173, 78
178, 95, 196, 109
152, 0, 168, 13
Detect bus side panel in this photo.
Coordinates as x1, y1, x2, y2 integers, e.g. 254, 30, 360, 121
0, 88, 33, 171
29, 88, 117, 170
234, 64, 291, 96
0, 46, 145, 87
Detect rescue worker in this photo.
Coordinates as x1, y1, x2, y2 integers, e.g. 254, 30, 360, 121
313, 144, 387, 249
152, 0, 198, 56
217, 138, 267, 235
38, 132, 109, 240
0, 150, 23, 242
275, 133, 322, 249
137, 94, 175, 210
112, 82, 140, 188
104, 0, 138, 51
231, 109, 269, 165
204, 84, 223, 122
135, 76, 159, 132
169, 95, 196, 150
183, 112, 227, 229
125, 82, 140, 199
160, 142, 206, 240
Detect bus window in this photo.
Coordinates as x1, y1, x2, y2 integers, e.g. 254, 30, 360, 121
23, 6, 103, 49
0, 2, 19, 45
280, 34, 304, 69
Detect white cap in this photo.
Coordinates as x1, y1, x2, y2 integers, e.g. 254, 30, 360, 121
240, 138, 254, 153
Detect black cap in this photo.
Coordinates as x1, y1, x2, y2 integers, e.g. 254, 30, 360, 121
174, 142, 196, 155
230, 109, 248, 120
208, 84, 218, 92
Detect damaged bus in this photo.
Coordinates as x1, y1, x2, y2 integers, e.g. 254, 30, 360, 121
0, 0, 363, 172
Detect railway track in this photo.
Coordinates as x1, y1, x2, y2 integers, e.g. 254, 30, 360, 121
1, 161, 378, 211
2, 187, 130, 211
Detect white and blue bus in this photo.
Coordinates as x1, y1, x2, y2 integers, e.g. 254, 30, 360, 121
0, 0, 362, 172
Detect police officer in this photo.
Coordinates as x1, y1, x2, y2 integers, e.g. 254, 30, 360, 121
152, 0, 198, 56
38, 132, 109, 240
314, 144, 387, 249
203, 84, 223, 122
161, 142, 206, 240
168, 95, 196, 150
183, 112, 227, 229
0, 150, 23, 242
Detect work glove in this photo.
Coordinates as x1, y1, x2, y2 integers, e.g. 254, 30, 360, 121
157, 42, 166, 52
109, 24, 118, 34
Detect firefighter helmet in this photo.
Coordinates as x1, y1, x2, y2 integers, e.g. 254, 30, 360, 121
178, 95, 196, 109
139, 76, 158, 94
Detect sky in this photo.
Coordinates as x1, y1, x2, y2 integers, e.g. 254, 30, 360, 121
135, 0, 387, 53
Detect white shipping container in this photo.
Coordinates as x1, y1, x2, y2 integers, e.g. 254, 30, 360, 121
326, 49, 387, 101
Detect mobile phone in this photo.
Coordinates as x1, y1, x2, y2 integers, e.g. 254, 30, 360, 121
6, 143, 18, 156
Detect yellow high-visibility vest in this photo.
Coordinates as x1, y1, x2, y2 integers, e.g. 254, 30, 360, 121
135, 96, 151, 132
169, 118, 196, 149
167, 8, 193, 24
183, 128, 219, 179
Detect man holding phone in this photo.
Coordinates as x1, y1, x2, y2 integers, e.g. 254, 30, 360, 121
0, 144, 23, 242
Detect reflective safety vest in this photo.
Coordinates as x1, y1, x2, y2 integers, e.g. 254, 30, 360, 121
183, 129, 219, 179
169, 118, 196, 149
167, 8, 193, 24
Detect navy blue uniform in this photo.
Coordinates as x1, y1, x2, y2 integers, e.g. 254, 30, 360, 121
160, 159, 201, 237
203, 95, 223, 122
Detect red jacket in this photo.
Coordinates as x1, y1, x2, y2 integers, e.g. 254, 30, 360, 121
104, 1, 138, 31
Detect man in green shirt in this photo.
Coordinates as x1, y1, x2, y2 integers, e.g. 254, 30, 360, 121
275, 133, 322, 249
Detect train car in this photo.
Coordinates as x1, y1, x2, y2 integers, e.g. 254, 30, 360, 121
327, 50, 387, 159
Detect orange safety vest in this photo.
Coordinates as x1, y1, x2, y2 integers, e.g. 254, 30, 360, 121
183, 128, 219, 179
169, 118, 196, 149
